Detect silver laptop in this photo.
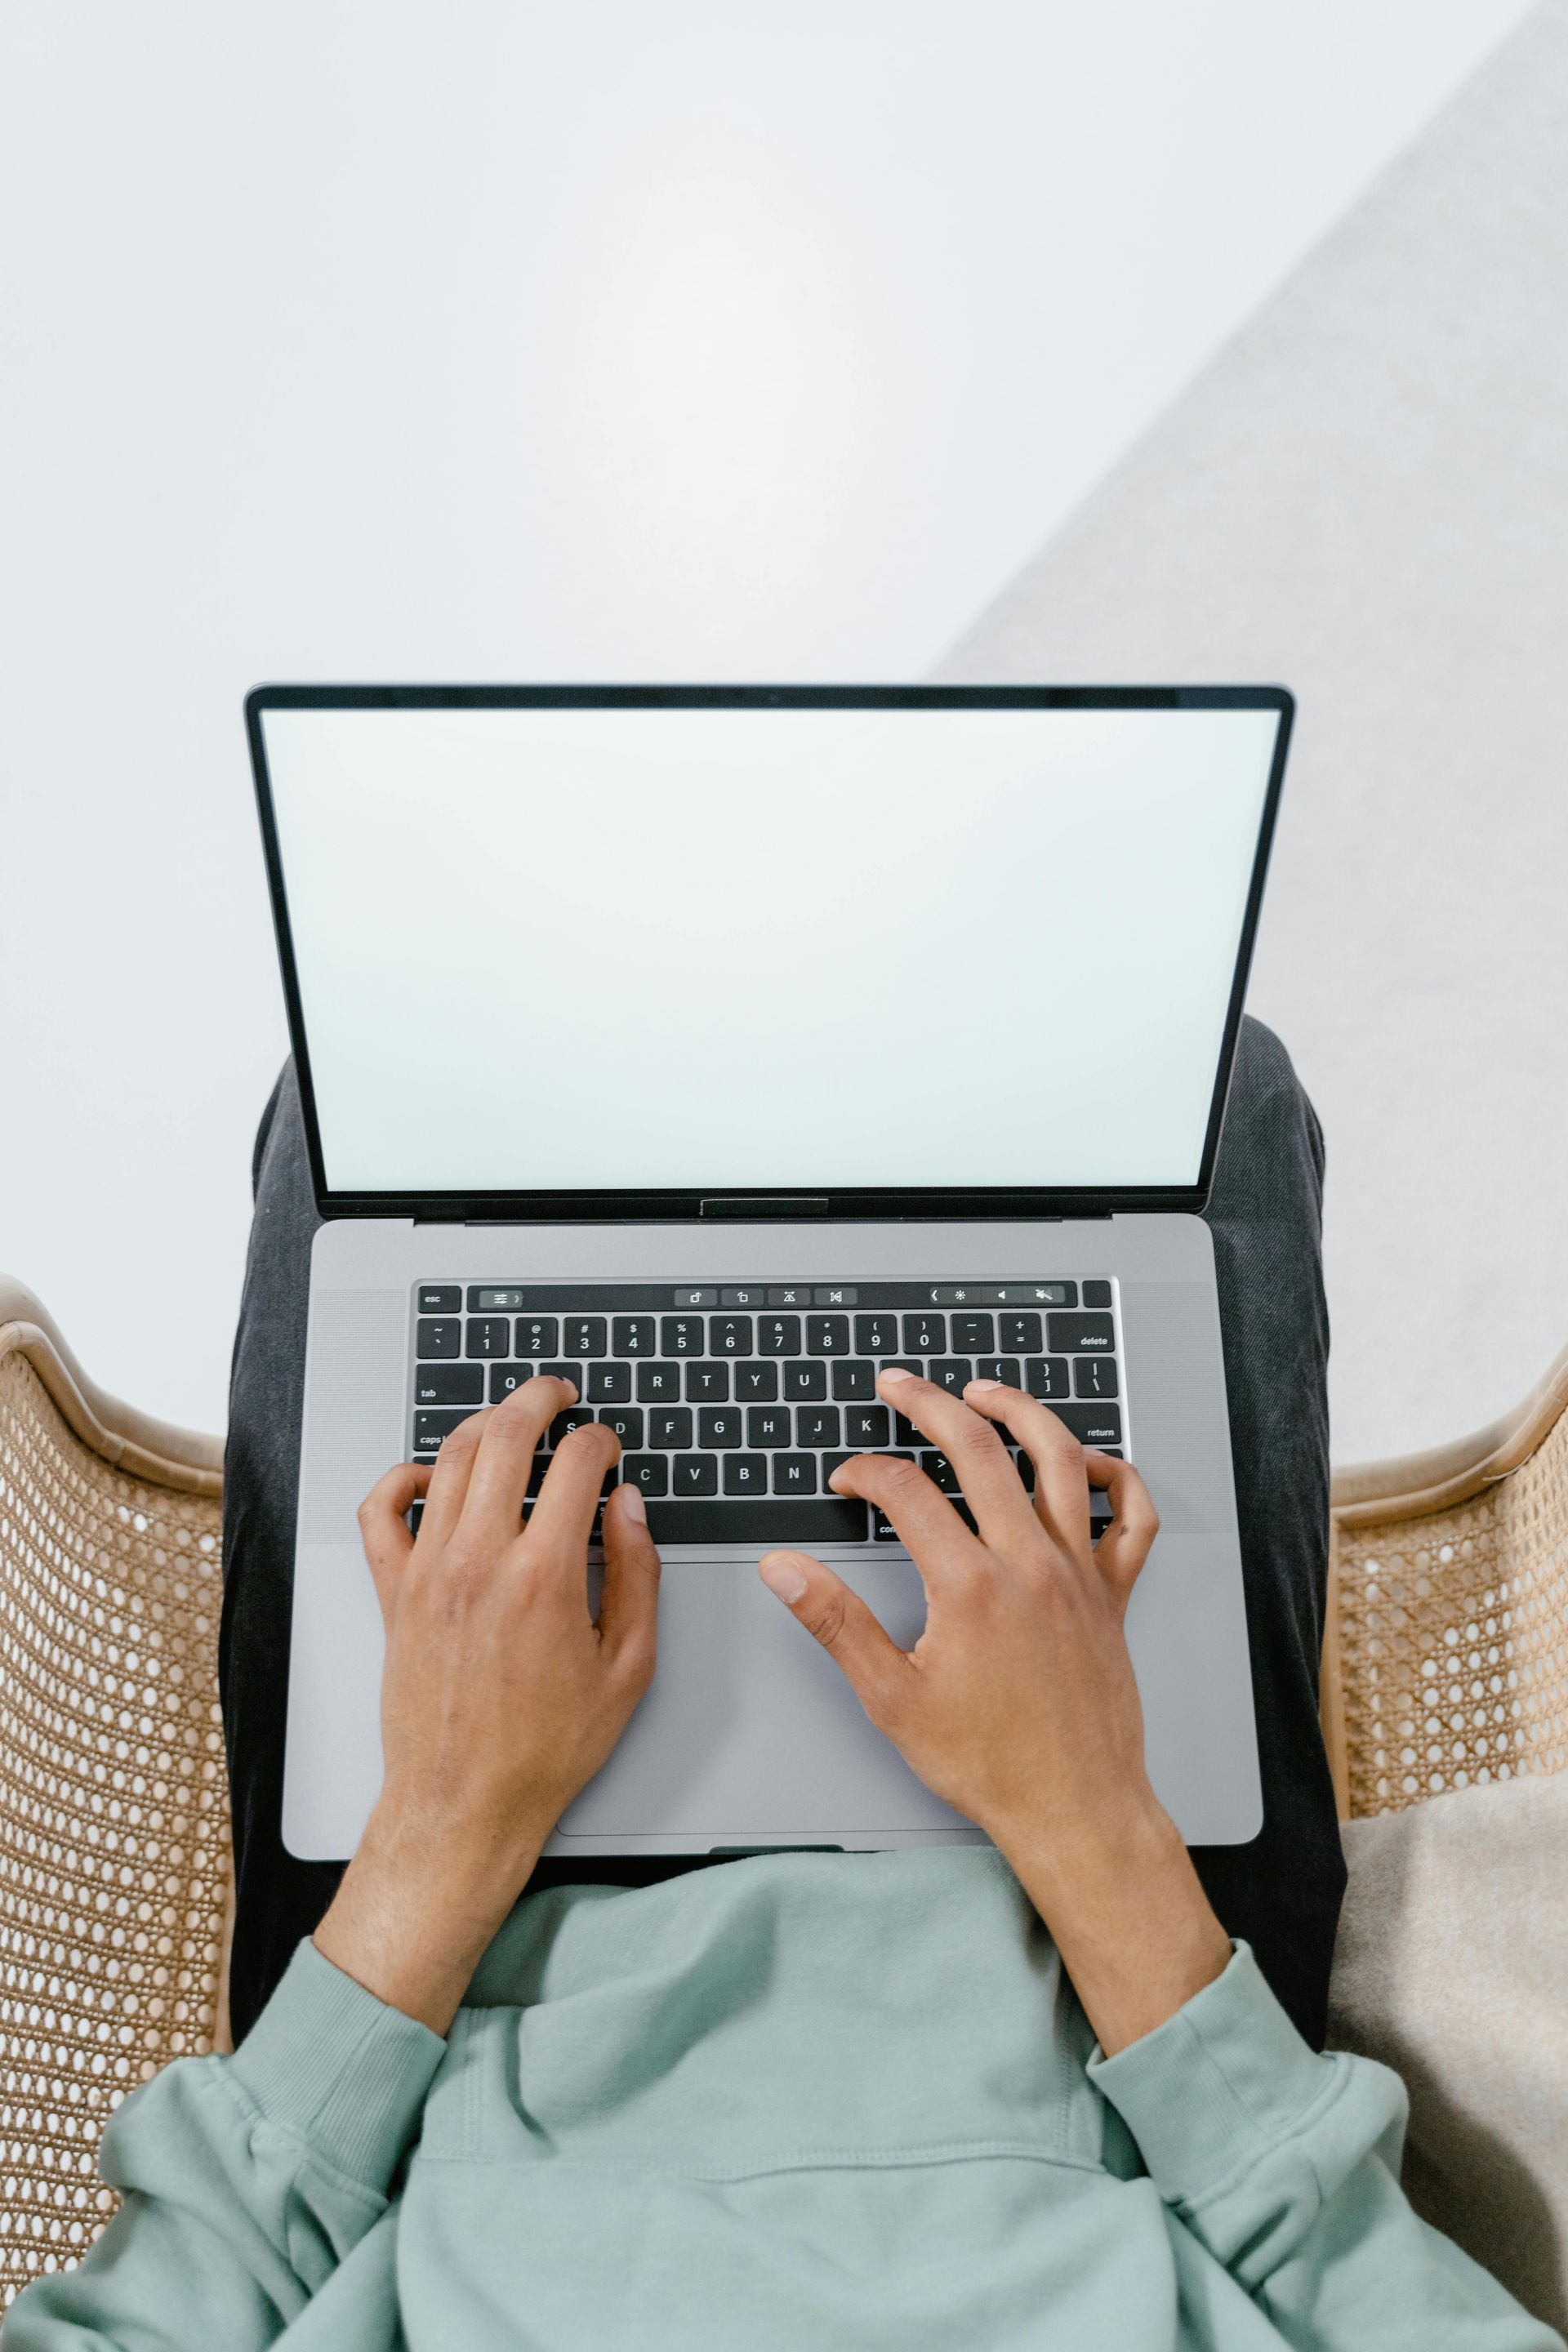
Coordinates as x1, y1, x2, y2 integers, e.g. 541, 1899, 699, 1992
247, 684, 1290, 1863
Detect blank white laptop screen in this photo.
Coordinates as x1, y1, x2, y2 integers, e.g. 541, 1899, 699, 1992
258, 703, 1280, 1195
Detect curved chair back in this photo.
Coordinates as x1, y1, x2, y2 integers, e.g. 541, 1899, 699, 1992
0, 1281, 229, 2308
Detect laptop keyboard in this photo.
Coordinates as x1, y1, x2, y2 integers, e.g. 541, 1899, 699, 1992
410, 1280, 1125, 1548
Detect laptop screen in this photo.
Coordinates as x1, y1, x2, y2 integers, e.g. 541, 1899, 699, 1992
252, 693, 1285, 1205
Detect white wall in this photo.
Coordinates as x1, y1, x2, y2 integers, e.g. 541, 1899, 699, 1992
0, 0, 1534, 1435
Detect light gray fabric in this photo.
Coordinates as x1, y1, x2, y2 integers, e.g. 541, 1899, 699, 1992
1329, 1774, 1568, 2335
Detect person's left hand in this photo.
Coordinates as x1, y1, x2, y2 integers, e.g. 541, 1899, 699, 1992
314, 1376, 662, 2032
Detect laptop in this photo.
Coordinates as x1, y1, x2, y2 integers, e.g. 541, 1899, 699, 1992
247, 684, 1290, 1863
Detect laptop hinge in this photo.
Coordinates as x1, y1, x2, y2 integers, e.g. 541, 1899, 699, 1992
700, 1196, 831, 1218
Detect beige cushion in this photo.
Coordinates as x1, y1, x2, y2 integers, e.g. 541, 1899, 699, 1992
1328, 1773, 1568, 2334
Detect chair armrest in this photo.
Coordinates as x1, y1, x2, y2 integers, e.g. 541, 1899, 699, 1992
1325, 1343, 1568, 1821
0, 1274, 222, 1495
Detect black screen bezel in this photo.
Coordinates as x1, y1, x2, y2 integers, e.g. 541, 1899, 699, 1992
246, 681, 1293, 1223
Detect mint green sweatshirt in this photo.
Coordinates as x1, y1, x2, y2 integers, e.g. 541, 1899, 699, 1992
7, 1850, 1557, 2350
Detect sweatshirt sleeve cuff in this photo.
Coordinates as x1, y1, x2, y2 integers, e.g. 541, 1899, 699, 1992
227, 1938, 447, 2189
1086, 1939, 1336, 2205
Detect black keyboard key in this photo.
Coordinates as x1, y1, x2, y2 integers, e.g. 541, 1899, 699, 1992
517, 1316, 560, 1357
951, 1312, 995, 1352
686, 1362, 730, 1403
723, 1453, 768, 1496
412, 1407, 475, 1451
795, 1405, 840, 1449
735, 1362, 780, 1403
854, 1312, 899, 1355
672, 1455, 719, 1496
416, 1317, 461, 1360
999, 1312, 1042, 1353
538, 1361, 584, 1391
1015, 1450, 1035, 1493
644, 1498, 866, 1545
649, 1407, 693, 1448
487, 1365, 531, 1403
623, 1453, 668, 1498
773, 1454, 818, 1495
598, 1405, 644, 1447
902, 1312, 945, 1353
1023, 1357, 1071, 1401
759, 1315, 801, 1356
806, 1314, 850, 1356
550, 1404, 595, 1446
782, 1361, 827, 1402
845, 1404, 890, 1447
747, 1404, 792, 1447
710, 1316, 754, 1356
977, 1357, 1022, 1389
416, 1363, 485, 1406
920, 1450, 961, 1495
929, 1359, 972, 1396
636, 1362, 683, 1403
820, 1451, 853, 1487
612, 1316, 657, 1356
831, 1359, 875, 1401
893, 1410, 920, 1448
662, 1316, 705, 1358
1074, 1356, 1119, 1399
1045, 1402, 1123, 1446
1047, 1312, 1115, 1354
1082, 1280, 1113, 1310
881, 1357, 921, 1379
466, 1316, 512, 1360
565, 1316, 608, 1358
417, 1285, 461, 1314
699, 1407, 742, 1449
586, 1362, 632, 1404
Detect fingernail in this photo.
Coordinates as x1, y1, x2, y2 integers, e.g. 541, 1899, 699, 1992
620, 1483, 647, 1524
760, 1554, 808, 1605
967, 1377, 1003, 1392
880, 1365, 915, 1385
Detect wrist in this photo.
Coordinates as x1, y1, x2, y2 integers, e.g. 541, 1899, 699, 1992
314, 1802, 548, 2036
995, 1797, 1232, 2057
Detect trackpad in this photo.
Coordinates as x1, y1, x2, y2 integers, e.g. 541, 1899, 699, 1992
557, 1557, 966, 1838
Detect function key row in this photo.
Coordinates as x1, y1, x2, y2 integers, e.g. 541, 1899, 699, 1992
416, 1279, 1113, 1316
415, 1309, 1116, 1364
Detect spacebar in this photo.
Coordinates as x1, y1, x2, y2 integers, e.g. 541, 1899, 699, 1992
644, 1499, 868, 1547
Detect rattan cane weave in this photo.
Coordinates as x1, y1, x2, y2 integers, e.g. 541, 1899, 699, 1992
1328, 1348, 1568, 1820
0, 1305, 229, 2307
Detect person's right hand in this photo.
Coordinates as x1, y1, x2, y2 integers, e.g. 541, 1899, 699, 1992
757, 1370, 1233, 2053
314, 1376, 662, 2033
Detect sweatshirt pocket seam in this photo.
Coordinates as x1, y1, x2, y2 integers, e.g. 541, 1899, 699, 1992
410, 2136, 1108, 2185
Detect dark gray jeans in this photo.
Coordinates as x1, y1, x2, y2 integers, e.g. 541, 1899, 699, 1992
220, 1018, 1344, 2047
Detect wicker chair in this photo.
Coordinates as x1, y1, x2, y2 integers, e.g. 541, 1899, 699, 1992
2, 1272, 1566, 2310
